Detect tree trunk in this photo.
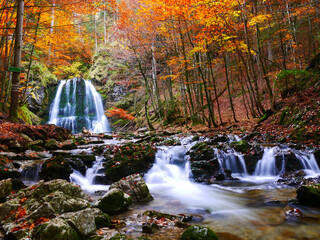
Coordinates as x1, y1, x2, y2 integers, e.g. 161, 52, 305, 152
9, 0, 24, 121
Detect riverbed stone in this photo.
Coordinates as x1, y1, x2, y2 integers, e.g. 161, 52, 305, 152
96, 188, 132, 215
296, 185, 320, 207
181, 225, 218, 240
109, 173, 153, 202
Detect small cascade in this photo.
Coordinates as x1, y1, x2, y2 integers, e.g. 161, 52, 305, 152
70, 156, 109, 194
48, 78, 111, 133
21, 163, 42, 185
254, 148, 277, 176
292, 150, 320, 173
215, 149, 248, 176
145, 144, 241, 211
146, 146, 191, 184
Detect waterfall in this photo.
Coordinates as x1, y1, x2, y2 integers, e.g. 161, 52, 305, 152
48, 78, 111, 133
254, 148, 277, 176
215, 149, 248, 176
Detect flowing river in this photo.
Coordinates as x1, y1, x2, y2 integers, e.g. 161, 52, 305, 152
65, 137, 320, 240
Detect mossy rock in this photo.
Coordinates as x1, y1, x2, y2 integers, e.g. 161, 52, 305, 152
110, 234, 130, 240
39, 155, 72, 181
96, 188, 132, 215
104, 143, 157, 183
32, 217, 81, 240
296, 185, 320, 207
188, 142, 215, 161
230, 140, 250, 154
181, 225, 218, 240
44, 139, 60, 150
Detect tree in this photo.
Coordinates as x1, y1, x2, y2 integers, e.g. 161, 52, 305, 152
9, 0, 24, 121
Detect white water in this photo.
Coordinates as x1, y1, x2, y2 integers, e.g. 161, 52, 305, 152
254, 148, 277, 176
70, 156, 109, 194
145, 145, 246, 213
48, 78, 111, 133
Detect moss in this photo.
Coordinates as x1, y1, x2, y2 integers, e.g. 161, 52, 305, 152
296, 185, 320, 207
104, 143, 157, 182
230, 140, 250, 154
181, 225, 218, 240
39, 155, 72, 181
109, 234, 130, 240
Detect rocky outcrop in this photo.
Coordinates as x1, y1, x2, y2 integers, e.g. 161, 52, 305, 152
0, 179, 112, 240
109, 173, 153, 202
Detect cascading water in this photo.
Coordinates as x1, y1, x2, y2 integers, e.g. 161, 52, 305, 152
70, 156, 109, 194
215, 149, 248, 176
48, 78, 111, 133
254, 148, 277, 176
145, 145, 242, 212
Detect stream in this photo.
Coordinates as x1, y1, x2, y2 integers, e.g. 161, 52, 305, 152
25, 135, 318, 240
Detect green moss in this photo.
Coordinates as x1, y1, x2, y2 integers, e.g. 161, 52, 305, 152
104, 143, 157, 182
230, 140, 250, 154
181, 225, 218, 240
296, 185, 320, 207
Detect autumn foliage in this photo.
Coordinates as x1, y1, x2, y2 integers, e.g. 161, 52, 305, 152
106, 107, 135, 120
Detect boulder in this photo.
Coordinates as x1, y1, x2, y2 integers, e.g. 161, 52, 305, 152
96, 188, 132, 215
0, 179, 12, 199
39, 155, 72, 181
181, 225, 218, 240
104, 143, 157, 183
109, 173, 153, 202
296, 185, 320, 207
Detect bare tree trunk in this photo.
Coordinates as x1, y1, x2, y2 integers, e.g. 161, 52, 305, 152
9, 0, 24, 120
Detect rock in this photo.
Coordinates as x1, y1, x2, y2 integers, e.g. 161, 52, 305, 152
70, 155, 96, 168
109, 173, 153, 202
66, 157, 86, 175
0, 179, 12, 199
61, 140, 77, 150
0, 179, 92, 239
296, 185, 320, 207
104, 143, 157, 183
181, 225, 218, 240
32, 217, 81, 240
110, 234, 129, 240
211, 135, 229, 143
39, 155, 72, 181
96, 188, 132, 215
61, 208, 96, 237
230, 140, 250, 154
91, 208, 111, 228
44, 139, 60, 150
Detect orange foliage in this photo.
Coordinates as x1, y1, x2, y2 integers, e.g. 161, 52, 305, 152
106, 107, 135, 120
